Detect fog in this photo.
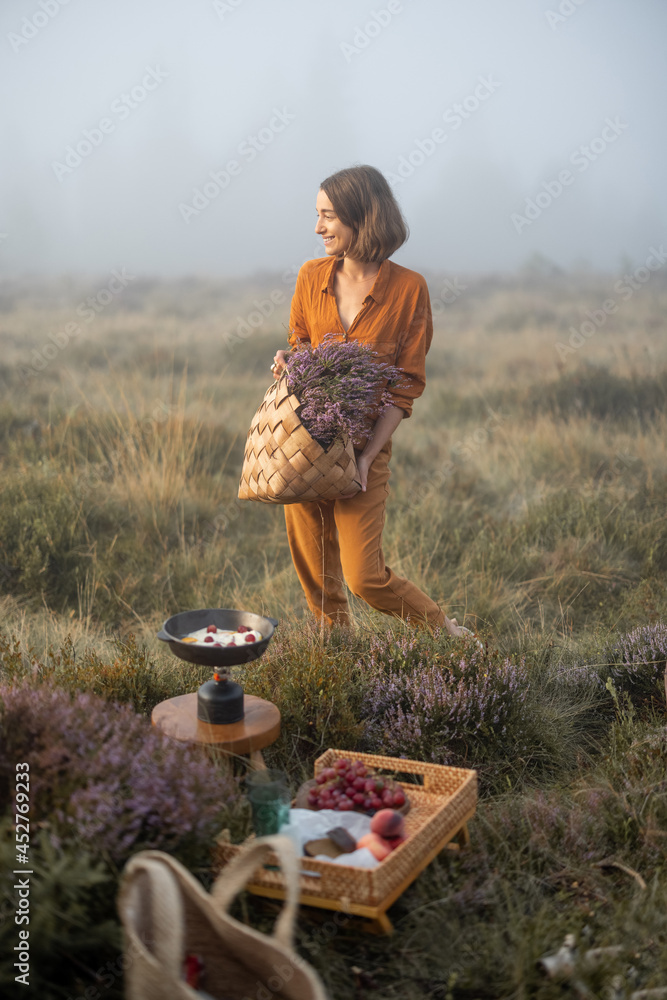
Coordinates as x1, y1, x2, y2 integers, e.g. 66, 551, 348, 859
1, 0, 665, 278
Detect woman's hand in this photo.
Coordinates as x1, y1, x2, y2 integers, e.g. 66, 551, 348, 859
271, 350, 289, 379
340, 453, 372, 498
339, 406, 403, 500
354, 453, 372, 492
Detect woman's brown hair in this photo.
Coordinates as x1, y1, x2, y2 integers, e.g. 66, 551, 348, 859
319, 164, 409, 263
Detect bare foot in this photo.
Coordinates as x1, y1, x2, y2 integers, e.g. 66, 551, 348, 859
444, 616, 484, 650
444, 615, 464, 638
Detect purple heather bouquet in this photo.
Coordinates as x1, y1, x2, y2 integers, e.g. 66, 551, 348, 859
284, 334, 405, 448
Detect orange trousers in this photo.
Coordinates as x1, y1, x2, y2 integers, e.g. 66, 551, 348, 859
284, 440, 446, 628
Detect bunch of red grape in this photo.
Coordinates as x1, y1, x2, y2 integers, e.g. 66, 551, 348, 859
306, 758, 407, 813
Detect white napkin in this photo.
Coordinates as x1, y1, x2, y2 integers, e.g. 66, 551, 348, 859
281, 808, 379, 868
312, 847, 379, 868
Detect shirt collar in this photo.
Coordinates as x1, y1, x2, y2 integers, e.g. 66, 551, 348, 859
321, 256, 391, 304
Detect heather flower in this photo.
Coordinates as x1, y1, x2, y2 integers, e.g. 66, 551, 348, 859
608, 622, 667, 691
284, 334, 406, 448
0, 681, 237, 865
358, 631, 530, 767
565, 622, 667, 703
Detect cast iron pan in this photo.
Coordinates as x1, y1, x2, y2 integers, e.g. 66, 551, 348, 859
157, 608, 279, 668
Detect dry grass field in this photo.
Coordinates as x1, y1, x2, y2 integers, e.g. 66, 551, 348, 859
1, 264, 665, 647
1, 266, 666, 998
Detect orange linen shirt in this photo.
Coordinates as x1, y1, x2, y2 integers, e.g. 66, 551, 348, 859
287, 255, 433, 420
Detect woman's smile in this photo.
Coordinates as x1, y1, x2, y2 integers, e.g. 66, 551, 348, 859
315, 190, 354, 255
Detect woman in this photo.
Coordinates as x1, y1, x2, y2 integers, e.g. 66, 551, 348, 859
273, 165, 476, 641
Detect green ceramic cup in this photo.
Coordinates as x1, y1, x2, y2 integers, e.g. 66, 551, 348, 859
246, 769, 292, 837
247, 786, 292, 837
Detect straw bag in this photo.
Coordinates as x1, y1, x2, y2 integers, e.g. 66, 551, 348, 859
118, 835, 329, 1000
237, 376, 361, 503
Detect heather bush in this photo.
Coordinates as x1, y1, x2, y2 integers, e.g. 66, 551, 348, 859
604, 621, 667, 704
358, 629, 602, 791
360, 633, 529, 774
556, 622, 667, 719
0, 675, 240, 997
0, 681, 237, 868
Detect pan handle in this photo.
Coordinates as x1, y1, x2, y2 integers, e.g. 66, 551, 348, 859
156, 630, 172, 642
266, 617, 279, 628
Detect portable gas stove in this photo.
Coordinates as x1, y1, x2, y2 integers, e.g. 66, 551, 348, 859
152, 608, 281, 761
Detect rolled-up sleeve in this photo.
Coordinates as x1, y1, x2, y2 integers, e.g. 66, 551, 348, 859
386, 282, 433, 419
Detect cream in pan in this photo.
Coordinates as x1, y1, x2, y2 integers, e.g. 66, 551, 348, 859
180, 625, 263, 647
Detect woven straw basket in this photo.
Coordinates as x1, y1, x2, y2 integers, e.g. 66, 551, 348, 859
238, 376, 361, 504
118, 835, 329, 1000
215, 750, 478, 928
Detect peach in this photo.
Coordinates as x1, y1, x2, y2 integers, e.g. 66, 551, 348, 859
371, 808, 405, 840
357, 833, 392, 862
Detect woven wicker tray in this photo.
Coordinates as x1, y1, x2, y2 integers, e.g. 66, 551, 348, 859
214, 749, 477, 934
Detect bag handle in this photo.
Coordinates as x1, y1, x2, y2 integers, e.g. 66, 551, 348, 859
211, 835, 300, 949
119, 854, 187, 983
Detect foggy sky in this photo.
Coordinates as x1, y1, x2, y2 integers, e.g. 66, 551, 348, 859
1, 0, 665, 278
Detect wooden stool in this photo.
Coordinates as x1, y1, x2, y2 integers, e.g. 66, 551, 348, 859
151, 693, 280, 768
